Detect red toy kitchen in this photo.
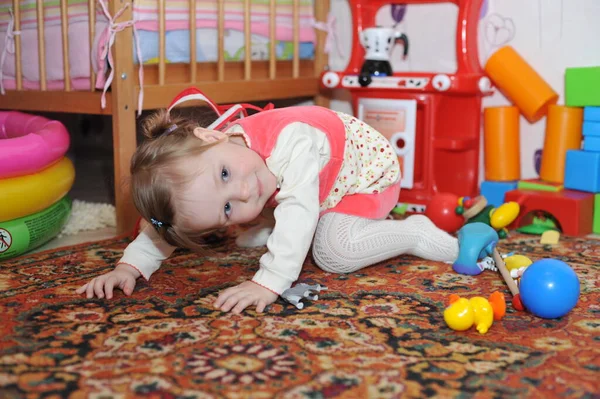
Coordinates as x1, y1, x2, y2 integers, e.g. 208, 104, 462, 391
320, 0, 491, 212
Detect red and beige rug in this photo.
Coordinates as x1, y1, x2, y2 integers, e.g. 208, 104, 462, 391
1, 230, 598, 398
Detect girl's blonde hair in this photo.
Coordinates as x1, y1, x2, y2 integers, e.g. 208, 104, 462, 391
131, 107, 223, 250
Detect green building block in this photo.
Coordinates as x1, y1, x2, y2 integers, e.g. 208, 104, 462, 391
565, 66, 600, 107
595, 194, 600, 234
518, 179, 563, 192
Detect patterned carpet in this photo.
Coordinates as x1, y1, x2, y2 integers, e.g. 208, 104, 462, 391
0, 229, 599, 398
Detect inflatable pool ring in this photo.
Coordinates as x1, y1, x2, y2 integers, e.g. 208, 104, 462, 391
0, 196, 72, 260
0, 157, 75, 222
0, 111, 70, 179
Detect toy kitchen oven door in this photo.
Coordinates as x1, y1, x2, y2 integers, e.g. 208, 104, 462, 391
321, 0, 492, 212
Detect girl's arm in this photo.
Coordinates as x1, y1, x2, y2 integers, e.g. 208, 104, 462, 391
215, 123, 322, 313
118, 223, 177, 280
252, 122, 323, 294
76, 223, 177, 299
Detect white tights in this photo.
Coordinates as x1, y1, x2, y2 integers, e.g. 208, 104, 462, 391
236, 213, 459, 274
312, 213, 459, 273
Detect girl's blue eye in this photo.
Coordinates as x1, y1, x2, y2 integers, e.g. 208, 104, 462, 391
224, 201, 232, 217
221, 167, 230, 181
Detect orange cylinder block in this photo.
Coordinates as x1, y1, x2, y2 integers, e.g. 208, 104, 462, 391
484, 46, 558, 123
540, 105, 583, 184
484, 106, 520, 181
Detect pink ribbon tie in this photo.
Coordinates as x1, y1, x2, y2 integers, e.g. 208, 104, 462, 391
98, 0, 144, 116
0, 8, 21, 95
312, 12, 344, 58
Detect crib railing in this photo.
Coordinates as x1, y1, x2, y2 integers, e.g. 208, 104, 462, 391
142, 0, 323, 108
2, 0, 329, 112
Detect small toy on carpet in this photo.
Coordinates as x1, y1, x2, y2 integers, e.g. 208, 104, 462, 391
453, 222, 580, 319
444, 291, 506, 334
281, 283, 327, 309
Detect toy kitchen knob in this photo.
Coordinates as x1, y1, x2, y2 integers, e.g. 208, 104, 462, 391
479, 76, 492, 93
432, 74, 451, 91
322, 71, 340, 88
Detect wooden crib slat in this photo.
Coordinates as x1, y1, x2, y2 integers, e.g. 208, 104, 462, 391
189, 0, 197, 82
88, 0, 95, 91
269, 0, 275, 79
217, 0, 224, 81
244, 0, 251, 80
12, 0, 22, 90
60, 0, 71, 91
313, 0, 330, 108
158, 0, 166, 86
36, 0, 46, 90
107, 0, 138, 234
292, 0, 299, 78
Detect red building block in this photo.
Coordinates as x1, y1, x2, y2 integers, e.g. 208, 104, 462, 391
504, 189, 594, 236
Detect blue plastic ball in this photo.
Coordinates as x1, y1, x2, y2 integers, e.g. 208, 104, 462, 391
519, 259, 580, 319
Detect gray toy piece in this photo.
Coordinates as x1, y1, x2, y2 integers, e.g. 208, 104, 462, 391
281, 283, 327, 309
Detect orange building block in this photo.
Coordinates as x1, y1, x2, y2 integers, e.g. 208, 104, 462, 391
504, 189, 594, 236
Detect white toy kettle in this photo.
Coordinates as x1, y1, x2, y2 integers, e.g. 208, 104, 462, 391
359, 26, 409, 86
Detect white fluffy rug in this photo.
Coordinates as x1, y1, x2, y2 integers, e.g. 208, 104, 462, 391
59, 200, 116, 237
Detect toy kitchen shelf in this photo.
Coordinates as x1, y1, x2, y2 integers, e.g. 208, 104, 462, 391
321, 0, 492, 211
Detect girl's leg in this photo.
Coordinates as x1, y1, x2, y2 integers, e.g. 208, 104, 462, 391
312, 213, 459, 274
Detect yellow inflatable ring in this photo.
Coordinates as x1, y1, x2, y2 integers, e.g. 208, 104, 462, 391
0, 157, 75, 222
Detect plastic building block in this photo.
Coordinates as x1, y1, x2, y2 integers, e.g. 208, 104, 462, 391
485, 46, 558, 123
505, 189, 594, 236
584, 107, 600, 122
480, 180, 518, 208
595, 194, 600, 234
565, 66, 600, 107
583, 121, 600, 137
583, 136, 600, 152
517, 178, 563, 192
540, 230, 560, 244
564, 150, 600, 193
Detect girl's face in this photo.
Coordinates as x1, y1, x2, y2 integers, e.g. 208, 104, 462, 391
175, 130, 277, 231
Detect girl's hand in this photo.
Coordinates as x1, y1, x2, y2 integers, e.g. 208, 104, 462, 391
76, 264, 141, 299
214, 281, 279, 314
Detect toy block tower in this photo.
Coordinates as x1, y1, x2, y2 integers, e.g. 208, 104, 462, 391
564, 105, 600, 234
480, 105, 520, 208
480, 53, 596, 236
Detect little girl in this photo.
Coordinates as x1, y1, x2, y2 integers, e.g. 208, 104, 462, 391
77, 89, 460, 314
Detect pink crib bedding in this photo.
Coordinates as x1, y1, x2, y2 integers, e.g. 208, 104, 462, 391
0, 0, 316, 93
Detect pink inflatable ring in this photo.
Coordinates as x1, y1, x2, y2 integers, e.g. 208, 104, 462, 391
0, 111, 70, 179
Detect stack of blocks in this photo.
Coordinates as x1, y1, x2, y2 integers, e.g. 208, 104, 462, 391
565, 106, 600, 234
481, 62, 599, 236
565, 66, 600, 234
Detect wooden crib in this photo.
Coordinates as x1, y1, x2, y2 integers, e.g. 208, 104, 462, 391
0, 0, 330, 234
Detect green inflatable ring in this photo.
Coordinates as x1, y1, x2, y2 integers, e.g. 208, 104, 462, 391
0, 196, 72, 260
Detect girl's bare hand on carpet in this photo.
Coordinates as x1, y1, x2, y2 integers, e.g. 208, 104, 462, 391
76, 264, 141, 299
214, 281, 278, 314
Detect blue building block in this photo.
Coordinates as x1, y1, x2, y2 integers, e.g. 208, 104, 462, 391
480, 180, 518, 207
583, 121, 600, 137
564, 150, 600, 193
583, 136, 600, 152
584, 106, 600, 122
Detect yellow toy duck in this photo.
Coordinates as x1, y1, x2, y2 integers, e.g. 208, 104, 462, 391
443, 292, 506, 334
